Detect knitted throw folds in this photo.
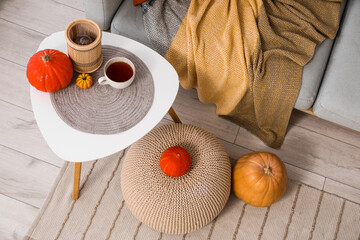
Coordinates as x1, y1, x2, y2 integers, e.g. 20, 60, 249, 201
121, 124, 231, 234
143, 0, 342, 148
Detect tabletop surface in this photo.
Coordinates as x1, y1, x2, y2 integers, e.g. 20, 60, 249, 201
31, 31, 179, 162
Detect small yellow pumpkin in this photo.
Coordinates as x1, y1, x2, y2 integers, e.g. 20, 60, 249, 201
76, 73, 93, 89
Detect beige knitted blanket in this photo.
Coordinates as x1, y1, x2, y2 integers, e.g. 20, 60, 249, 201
161, 0, 342, 148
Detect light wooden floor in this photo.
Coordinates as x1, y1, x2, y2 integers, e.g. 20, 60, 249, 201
0, 1, 359, 239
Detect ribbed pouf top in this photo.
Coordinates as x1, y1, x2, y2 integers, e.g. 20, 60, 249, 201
121, 124, 231, 234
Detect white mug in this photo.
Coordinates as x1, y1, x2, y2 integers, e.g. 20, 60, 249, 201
98, 57, 135, 89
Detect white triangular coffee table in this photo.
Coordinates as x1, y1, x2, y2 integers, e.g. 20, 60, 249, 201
31, 31, 180, 199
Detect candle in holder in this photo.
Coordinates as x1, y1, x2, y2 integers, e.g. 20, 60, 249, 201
65, 19, 103, 73
75, 35, 94, 45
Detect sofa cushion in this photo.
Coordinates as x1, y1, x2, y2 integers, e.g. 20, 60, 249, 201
295, 39, 335, 110
313, 0, 360, 131
85, 0, 124, 30
295, 0, 347, 110
110, 0, 151, 47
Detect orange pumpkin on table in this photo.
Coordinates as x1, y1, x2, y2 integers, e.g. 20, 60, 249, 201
232, 152, 288, 207
27, 49, 73, 92
160, 146, 191, 177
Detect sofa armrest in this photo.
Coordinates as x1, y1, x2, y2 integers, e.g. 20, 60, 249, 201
85, 0, 124, 30
313, 0, 360, 131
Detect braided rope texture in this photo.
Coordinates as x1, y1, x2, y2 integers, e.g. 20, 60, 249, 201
121, 124, 231, 234
50, 45, 154, 134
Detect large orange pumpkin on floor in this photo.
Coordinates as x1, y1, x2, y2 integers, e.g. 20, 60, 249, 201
27, 49, 73, 92
160, 146, 191, 177
232, 152, 288, 207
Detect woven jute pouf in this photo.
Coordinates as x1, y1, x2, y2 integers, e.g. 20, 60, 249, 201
121, 124, 231, 234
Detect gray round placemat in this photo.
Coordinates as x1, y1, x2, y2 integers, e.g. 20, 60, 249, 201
50, 45, 154, 134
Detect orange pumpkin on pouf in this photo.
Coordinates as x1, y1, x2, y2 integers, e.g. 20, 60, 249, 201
232, 152, 288, 207
160, 146, 191, 177
27, 49, 73, 92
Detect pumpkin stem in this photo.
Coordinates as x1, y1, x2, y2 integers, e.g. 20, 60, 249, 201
264, 166, 272, 175
42, 54, 51, 62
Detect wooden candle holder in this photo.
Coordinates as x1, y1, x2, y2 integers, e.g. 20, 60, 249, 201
65, 19, 103, 73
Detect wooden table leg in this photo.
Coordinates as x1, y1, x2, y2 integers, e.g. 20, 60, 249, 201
72, 162, 82, 200
168, 107, 182, 123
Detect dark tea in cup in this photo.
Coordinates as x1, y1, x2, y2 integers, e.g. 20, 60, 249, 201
106, 62, 134, 82
98, 57, 136, 89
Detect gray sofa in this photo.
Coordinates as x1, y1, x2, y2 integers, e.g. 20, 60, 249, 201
85, 0, 360, 132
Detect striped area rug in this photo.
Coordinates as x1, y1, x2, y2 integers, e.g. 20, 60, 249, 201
25, 150, 360, 240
